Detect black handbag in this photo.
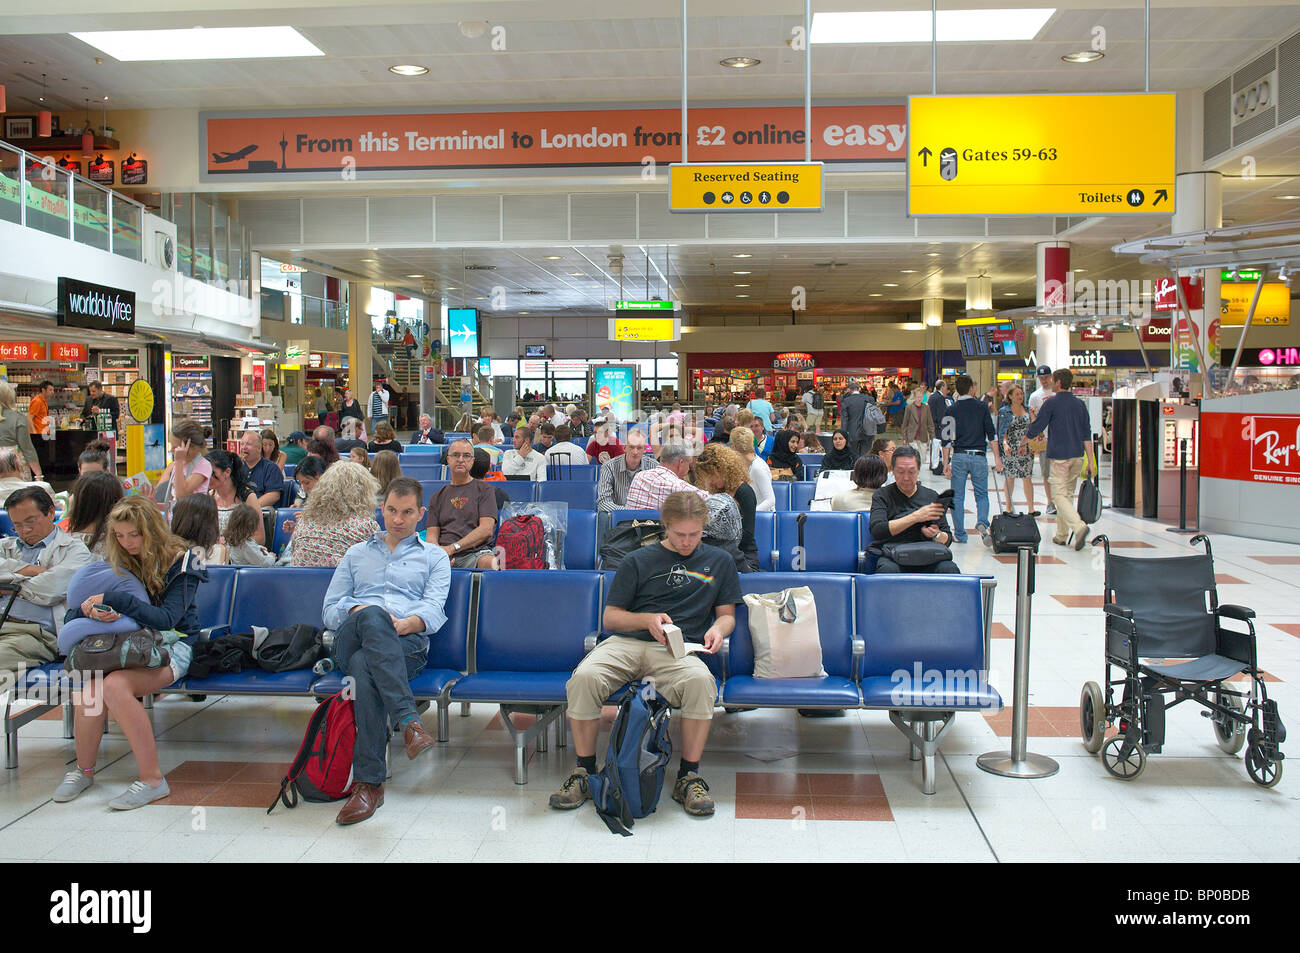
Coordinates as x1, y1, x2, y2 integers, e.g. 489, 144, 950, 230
64, 629, 170, 675
599, 520, 664, 571
1078, 473, 1102, 524
880, 541, 952, 567
989, 513, 1041, 553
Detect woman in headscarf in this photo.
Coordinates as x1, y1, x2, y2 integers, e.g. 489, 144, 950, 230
766, 430, 805, 481
820, 428, 856, 471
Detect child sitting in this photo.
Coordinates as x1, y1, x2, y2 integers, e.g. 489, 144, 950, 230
223, 503, 275, 567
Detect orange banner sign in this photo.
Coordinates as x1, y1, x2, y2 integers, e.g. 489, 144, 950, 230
0, 342, 47, 361
202, 105, 907, 179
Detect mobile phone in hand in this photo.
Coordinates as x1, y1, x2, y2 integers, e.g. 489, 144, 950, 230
92, 603, 115, 614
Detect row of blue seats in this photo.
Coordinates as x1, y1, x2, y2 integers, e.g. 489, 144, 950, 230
270, 507, 877, 576
9, 566, 998, 793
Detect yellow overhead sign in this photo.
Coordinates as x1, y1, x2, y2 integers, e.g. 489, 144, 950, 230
908, 93, 1176, 216
609, 317, 680, 341
1220, 282, 1291, 326
669, 162, 823, 212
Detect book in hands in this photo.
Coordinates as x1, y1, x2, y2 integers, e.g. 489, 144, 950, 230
663, 623, 709, 660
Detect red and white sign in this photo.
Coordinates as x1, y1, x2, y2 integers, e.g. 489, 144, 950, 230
1152, 276, 1203, 313
1080, 327, 1113, 342
0, 341, 47, 361
50, 342, 88, 363
1201, 412, 1300, 485
1139, 318, 1173, 344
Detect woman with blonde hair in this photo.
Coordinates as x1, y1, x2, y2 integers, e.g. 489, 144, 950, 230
55, 496, 207, 809
730, 425, 775, 512
370, 450, 402, 502
694, 443, 759, 572
289, 461, 381, 567
0, 381, 44, 482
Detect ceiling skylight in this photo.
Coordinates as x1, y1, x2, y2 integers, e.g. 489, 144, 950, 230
810, 10, 1055, 44
72, 26, 324, 61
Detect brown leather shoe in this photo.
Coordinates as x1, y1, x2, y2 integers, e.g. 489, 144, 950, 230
336, 782, 384, 825
403, 718, 436, 760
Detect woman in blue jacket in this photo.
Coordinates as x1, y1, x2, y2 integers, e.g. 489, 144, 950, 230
53, 496, 208, 810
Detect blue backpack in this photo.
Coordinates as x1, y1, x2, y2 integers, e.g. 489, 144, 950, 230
588, 679, 672, 836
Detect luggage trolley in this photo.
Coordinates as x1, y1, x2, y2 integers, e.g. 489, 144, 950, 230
1080, 535, 1286, 786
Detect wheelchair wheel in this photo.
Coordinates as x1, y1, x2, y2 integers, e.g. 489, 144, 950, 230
1102, 736, 1146, 780
1211, 691, 1246, 755
1080, 682, 1106, 754
1244, 744, 1282, 788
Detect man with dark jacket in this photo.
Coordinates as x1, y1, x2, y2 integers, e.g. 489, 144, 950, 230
1025, 368, 1095, 550
868, 447, 959, 574
838, 380, 871, 460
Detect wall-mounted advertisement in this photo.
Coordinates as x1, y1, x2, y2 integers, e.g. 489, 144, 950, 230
448, 307, 479, 359
590, 363, 638, 423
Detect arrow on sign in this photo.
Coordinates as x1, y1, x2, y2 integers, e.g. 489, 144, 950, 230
1154, 189, 1168, 206
917, 147, 933, 167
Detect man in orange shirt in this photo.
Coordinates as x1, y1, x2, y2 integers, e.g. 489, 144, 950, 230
27, 380, 54, 439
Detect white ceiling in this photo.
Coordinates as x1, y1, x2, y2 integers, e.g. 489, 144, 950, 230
5, 1, 1300, 317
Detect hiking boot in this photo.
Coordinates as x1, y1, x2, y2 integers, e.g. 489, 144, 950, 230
53, 769, 93, 803
108, 778, 170, 811
672, 772, 715, 816
548, 767, 590, 810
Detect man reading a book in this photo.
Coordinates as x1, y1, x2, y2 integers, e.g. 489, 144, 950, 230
549, 491, 741, 818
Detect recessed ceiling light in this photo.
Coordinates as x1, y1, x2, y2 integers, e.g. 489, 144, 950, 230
735, 294, 750, 298
926, 252, 940, 257
811, 9, 1054, 44
360, 258, 378, 263
733, 270, 751, 275
735, 283, 750, 287
389, 64, 429, 76
1004, 292, 1017, 296
568, 272, 585, 276
444, 287, 457, 291
518, 311, 530, 315
1061, 51, 1103, 64
732, 253, 752, 258
543, 255, 562, 260
1275, 195, 1300, 200
72, 26, 324, 61
474, 296, 487, 300
405, 274, 423, 278
900, 269, 917, 273
883, 283, 899, 287
868, 293, 883, 297
901, 322, 925, 330
720, 56, 761, 69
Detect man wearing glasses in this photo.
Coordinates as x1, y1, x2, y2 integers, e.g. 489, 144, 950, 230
0, 487, 92, 680
426, 439, 499, 569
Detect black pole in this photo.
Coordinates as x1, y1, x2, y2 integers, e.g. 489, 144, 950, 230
1168, 436, 1195, 533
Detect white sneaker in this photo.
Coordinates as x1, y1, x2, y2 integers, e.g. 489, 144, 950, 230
53, 769, 93, 803
108, 778, 170, 811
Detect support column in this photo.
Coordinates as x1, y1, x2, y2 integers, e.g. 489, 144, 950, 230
1035, 242, 1071, 372
1170, 172, 1223, 384
348, 282, 373, 399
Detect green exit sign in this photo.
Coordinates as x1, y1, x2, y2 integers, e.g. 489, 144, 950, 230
1222, 269, 1263, 282
613, 299, 677, 311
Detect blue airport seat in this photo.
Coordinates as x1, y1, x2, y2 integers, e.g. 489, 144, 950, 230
497, 480, 537, 504
753, 511, 775, 571
721, 573, 861, 708
547, 462, 599, 481
855, 574, 1001, 711
271, 507, 301, 555
774, 512, 863, 573
284, 464, 295, 479
563, 509, 599, 570
0, 513, 12, 536
806, 464, 821, 480
401, 464, 444, 486
610, 508, 658, 525
449, 570, 601, 704
538, 481, 597, 510
419, 480, 448, 508
798, 452, 822, 471
858, 514, 878, 574
790, 480, 818, 511
771, 482, 791, 511
196, 565, 237, 636
445, 433, 471, 443
572, 436, 589, 450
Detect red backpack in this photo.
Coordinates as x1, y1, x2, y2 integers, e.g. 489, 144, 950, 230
268, 691, 355, 812
496, 514, 546, 570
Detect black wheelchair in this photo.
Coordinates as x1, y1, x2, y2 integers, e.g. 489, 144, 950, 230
1079, 535, 1286, 786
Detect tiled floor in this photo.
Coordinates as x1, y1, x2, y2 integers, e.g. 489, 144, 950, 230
1, 463, 1296, 863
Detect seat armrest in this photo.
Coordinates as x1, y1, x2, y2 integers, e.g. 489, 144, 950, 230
1102, 603, 1134, 622
1215, 604, 1255, 622
202, 625, 230, 641
321, 629, 336, 651
584, 631, 598, 653
851, 638, 865, 682
856, 550, 867, 573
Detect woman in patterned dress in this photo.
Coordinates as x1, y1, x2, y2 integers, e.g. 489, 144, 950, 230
1000, 385, 1038, 516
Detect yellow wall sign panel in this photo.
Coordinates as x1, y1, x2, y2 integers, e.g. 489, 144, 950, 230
908, 93, 1176, 216
669, 162, 823, 212
609, 317, 681, 341
1220, 282, 1291, 326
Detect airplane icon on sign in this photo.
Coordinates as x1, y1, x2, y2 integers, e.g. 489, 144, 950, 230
449, 327, 477, 341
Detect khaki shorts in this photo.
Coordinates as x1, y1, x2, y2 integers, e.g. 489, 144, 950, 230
450, 547, 494, 569
566, 635, 718, 721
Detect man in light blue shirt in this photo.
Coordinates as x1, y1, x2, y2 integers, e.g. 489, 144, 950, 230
746, 389, 777, 431
322, 476, 451, 825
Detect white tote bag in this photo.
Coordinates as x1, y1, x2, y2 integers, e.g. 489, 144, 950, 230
742, 587, 826, 678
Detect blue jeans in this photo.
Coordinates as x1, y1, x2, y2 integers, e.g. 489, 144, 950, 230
332, 606, 428, 785
949, 452, 989, 541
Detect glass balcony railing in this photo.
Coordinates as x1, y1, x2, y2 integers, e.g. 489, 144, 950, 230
0, 139, 145, 260
296, 294, 348, 330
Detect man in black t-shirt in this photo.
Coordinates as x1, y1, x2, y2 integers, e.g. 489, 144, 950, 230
550, 491, 741, 818
868, 445, 960, 574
